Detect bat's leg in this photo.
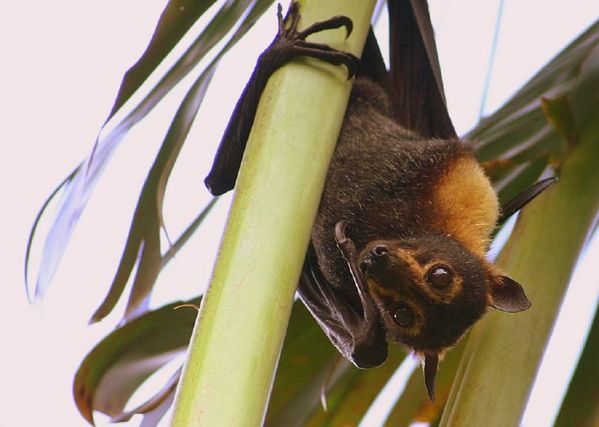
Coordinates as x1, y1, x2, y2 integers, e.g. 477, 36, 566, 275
499, 177, 557, 224
205, 1, 360, 195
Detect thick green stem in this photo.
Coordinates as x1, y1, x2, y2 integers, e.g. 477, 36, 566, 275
170, 2, 375, 426
439, 131, 599, 426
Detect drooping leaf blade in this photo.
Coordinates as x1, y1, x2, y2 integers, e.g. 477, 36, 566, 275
28, 0, 258, 302
24, 167, 78, 299
78, 299, 343, 425
90, 65, 218, 323
91, 0, 277, 322
108, 0, 218, 118
161, 197, 219, 268
112, 368, 181, 425
139, 388, 178, 427
74, 298, 200, 424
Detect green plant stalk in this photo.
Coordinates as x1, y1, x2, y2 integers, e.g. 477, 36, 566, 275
170, 1, 375, 426
439, 130, 599, 426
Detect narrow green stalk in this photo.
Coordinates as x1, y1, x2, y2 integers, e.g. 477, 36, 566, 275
170, 2, 375, 426
439, 131, 599, 426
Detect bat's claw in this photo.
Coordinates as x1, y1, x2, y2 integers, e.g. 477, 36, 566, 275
280, 1, 301, 35
299, 16, 354, 40
274, 1, 360, 79
334, 220, 351, 245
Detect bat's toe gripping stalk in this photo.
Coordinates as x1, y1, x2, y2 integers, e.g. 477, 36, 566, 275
205, 1, 361, 196
271, 1, 360, 79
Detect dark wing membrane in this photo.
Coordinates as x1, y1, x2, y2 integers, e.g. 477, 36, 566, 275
298, 245, 388, 369
387, 0, 456, 139
298, 246, 361, 361
359, 29, 391, 87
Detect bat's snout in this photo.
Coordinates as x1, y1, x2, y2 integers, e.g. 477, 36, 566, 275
359, 244, 389, 274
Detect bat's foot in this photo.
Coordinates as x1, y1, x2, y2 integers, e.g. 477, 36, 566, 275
270, 2, 360, 78
204, 2, 360, 196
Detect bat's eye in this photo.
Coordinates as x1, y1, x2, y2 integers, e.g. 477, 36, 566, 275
392, 303, 414, 327
427, 265, 452, 290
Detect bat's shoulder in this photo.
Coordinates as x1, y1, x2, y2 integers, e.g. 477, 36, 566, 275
428, 152, 499, 255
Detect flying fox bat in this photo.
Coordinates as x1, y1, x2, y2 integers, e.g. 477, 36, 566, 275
204, 1, 554, 400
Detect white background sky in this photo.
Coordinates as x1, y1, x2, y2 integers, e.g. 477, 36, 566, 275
1, 1, 598, 426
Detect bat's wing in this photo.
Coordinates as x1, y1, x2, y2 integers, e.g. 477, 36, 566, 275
298, 244, 388, 368
205, 3, 358, 195
386, 0, 457, 139
359, 28, 390, 87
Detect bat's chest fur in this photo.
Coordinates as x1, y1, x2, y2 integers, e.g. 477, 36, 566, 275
311, 79, 499, 289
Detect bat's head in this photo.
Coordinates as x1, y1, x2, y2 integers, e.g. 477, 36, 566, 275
357, 233, 530, 399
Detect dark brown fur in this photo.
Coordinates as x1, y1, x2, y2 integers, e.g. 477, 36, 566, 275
308, 78, 529, 361
313, 79, 472, 291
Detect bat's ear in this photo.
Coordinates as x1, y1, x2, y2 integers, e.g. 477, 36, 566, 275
423, 353, 439, 401
488, 275, 531, 313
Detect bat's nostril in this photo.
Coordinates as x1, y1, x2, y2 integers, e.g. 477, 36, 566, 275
359, 258, 373, 274
372, 245, 388, 257
361, 245, 389, 274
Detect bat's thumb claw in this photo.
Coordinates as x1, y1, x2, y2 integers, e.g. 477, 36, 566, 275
341, 17, 354, 39
335, 220, 351, 243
